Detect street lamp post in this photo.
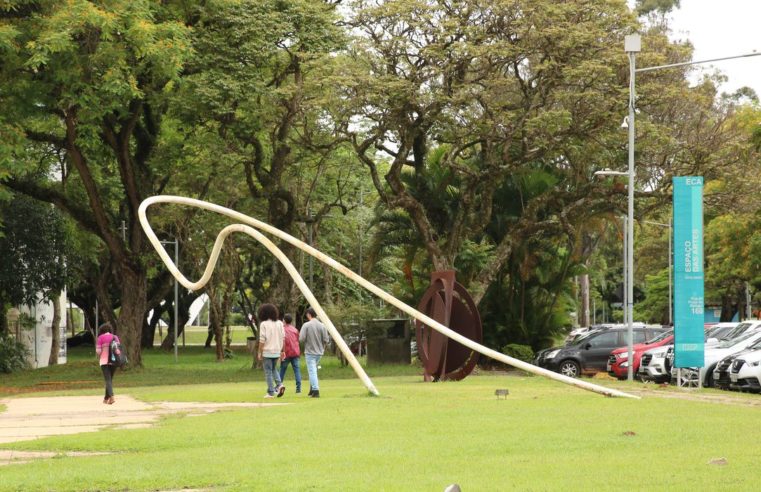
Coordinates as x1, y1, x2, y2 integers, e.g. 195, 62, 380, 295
597, 37, 760, 382
160, 239, 179, 363
624, 34, 640, 382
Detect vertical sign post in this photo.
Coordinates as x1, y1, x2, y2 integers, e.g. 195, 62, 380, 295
673, 177, 704, 368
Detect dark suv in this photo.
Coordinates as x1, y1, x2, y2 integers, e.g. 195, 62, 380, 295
535, 326, 668, 378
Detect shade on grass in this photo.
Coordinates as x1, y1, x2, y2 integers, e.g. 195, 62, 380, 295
2, 373, 761, 491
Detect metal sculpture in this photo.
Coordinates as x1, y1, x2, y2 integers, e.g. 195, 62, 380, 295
417, 271, 482, 381
138, 195, 639, 399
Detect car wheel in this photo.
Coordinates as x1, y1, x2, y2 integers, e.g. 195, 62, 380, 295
559, 359, 581, 378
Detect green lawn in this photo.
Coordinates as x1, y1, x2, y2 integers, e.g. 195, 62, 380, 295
2, 350, 761, 490
167, 325, 254, 345
0, 345, 419, 395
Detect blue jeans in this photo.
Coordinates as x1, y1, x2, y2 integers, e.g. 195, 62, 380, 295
305, 354, 322, 391
263, 357, 282, 395
279, 356, 302, 392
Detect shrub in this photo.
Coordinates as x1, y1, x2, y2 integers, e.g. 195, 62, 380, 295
500, 343, 535, 363
0, 334, 29, 373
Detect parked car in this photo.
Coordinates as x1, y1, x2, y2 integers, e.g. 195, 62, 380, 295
535, 325, 667, 378
715, 320, 759, 342
705, 322, 740, 342
640, 324, 739, 384
66, 329, 95, 348
728, 340, 761, 392
638, 344, 673, 383
671, 328, 761, 387
712, 354, 737, 390
607, 330, 673, 380
563, 323, 645, 344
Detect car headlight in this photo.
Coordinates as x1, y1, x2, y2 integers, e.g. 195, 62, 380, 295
620, 361, 629, 368
547, 349, 561, 359
616, 353, 628, 360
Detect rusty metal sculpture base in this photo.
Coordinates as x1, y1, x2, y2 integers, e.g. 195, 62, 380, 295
416, 271, 482, 381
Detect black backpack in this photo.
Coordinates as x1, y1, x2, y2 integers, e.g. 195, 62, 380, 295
109, 336, 128, 367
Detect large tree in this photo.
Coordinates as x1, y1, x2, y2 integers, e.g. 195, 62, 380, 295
177, 0, 359, 311
0, 1, 192, 364
340, 0, 637, 304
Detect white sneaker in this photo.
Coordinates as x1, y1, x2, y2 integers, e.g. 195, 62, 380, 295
264, 394, 275, 399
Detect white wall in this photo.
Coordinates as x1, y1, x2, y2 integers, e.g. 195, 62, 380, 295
16, 291, 68, 369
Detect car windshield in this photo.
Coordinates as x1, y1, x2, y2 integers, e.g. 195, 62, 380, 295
571, 330, 600, 344
720, 330, 760, 349
646, 330, 673, 344
722, 322, 751, 340
747, 337, 761, 350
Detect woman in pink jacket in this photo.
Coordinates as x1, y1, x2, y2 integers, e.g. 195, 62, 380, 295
95, 323, 120, 404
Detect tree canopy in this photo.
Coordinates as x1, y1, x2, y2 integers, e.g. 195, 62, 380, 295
1, 0, 760, 359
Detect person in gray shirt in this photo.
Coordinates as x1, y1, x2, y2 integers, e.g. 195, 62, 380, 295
299, 307, 330, 398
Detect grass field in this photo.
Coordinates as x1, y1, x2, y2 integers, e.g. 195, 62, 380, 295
166, 325, 254, 345
2, 348, 761, 490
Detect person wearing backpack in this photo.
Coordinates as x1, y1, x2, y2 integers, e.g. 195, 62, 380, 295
95, 323, 121, 404
278, 313, 302, 393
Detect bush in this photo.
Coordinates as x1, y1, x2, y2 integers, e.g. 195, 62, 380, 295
0, 334, 29, 373
500, 343, 535, 363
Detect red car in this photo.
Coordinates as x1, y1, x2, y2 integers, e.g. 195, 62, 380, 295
607, 330, 674, 380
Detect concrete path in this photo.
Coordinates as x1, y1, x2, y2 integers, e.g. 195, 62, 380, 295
0, 395, 284, 466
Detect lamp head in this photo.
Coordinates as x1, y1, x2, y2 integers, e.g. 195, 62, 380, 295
621, 116, 629, 129
624, 34, 641, 53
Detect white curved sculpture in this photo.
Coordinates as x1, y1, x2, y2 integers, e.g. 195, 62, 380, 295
139, 196, 639, 399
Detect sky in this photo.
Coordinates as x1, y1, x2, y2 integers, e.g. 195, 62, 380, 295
665, 1, 761, 97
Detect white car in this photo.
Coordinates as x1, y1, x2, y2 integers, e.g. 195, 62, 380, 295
728, 343, 761, 392
639, 323, 739, 383
672, 329, 761, 387
638, 344, 672, 383
715, 320, 761, 342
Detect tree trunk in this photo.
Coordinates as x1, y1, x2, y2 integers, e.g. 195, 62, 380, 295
720, 295, 737, 322
0, 298, 8, 336
204, 325, 214, 348
116, 266, 148, 367
209, 292, 224, 361
159, 289, 195, 351
67, 303, 74, 336
143, 304, 164, 348
48, 293, 61, 366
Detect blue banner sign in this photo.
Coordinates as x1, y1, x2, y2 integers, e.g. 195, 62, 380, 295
673, 176, 704, 368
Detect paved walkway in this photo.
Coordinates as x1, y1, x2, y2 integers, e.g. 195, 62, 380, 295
0, 395, 284, 466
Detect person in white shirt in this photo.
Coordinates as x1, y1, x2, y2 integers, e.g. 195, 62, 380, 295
257, 303, 286, 398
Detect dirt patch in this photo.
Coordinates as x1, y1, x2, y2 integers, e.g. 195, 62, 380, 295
0, 450, 110, 467
0, 379, 101, 395
630, 386, 761, 407
0, 395, 286, 465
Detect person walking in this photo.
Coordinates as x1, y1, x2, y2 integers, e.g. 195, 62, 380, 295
279, 313, 302, 393
257, 303, 286, 399
299, 307, 330, 398
95, 323, 120, 405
